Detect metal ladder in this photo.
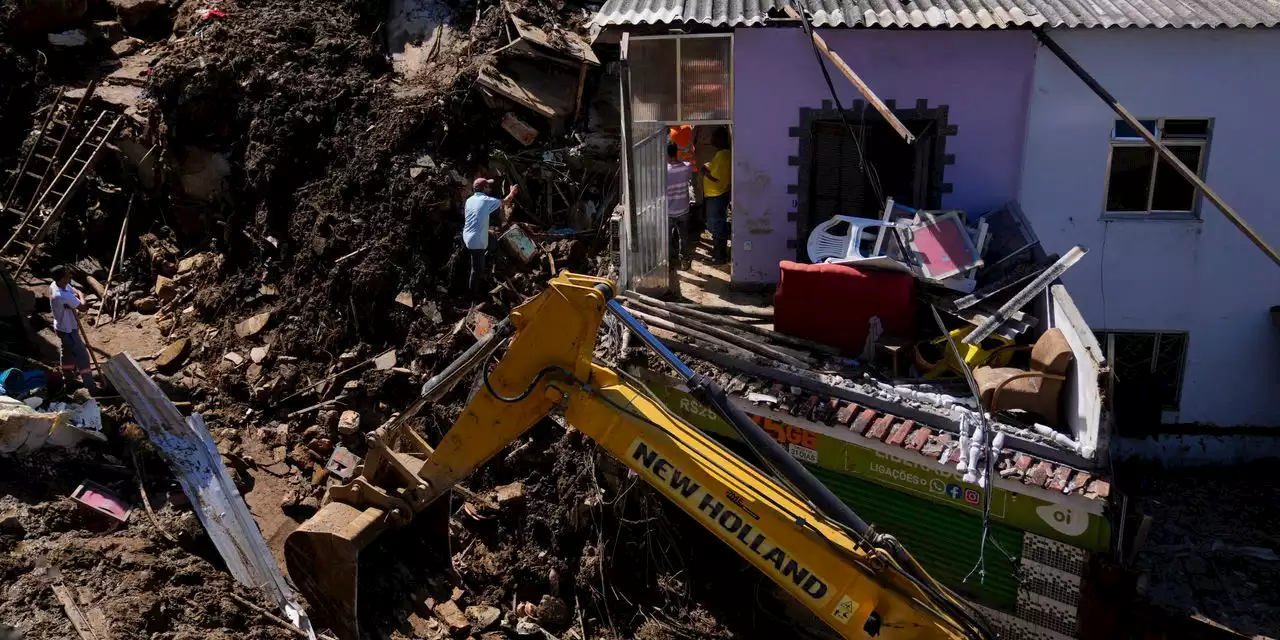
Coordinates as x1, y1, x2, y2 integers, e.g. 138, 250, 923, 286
1, 82, 98, 222
1, 110, 124, 275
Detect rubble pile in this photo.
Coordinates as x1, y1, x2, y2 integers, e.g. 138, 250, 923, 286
0, 0, 802, 638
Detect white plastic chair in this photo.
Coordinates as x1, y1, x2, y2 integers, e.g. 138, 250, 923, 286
806, 215, 908, 264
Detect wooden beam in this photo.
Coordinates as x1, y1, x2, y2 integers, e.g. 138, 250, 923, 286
1034, 28, 1280, 270
783, 4, 914, 144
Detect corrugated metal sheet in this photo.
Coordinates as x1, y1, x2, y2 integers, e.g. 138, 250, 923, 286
594, 0, 1280, 29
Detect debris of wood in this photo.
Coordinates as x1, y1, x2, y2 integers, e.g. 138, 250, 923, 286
622, 291, 837, 354
623, 304, 814, 369
962, 246, 1087, 345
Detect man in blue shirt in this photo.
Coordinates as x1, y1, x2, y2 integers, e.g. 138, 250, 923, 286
464, 177, 518, 297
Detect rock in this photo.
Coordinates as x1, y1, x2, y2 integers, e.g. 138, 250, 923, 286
533, 595, 570, 627
247, 364, 263, 381
155, 338, 190, 371
108, 0, 169, 31
110, 36, 142, 56
250, 346, 269, 363
0, 513, 24, 537
157, 317, 175, 336
421, 301, 444, 326
317, 410, 338, 429
434, 600, 471, 635
493, 481, 524, 506
272, 445, 288, 463
235, 311, 273, 338
408, 612, 440, 638
223, 352, 244, 366
466, 605, 501, 631
308, 438, 333, 456
154, 275, 176, 302
342, 380, 362, 394
374, 350, 397, 370
133, 297, 158, 314
177, 253, 210, 274
395, 291, 414, 308
302, 425, 324, 440
337, 410, 361, 435
338, 351, 359, 365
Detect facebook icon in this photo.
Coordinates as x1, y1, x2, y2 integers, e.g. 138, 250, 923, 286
945, 484, 963, 500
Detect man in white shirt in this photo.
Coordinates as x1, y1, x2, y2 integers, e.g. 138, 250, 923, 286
49, 265, 96, 392
463, 177, 518, 298
666, 142, 694, 274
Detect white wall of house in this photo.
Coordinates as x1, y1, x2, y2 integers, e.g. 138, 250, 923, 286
1020, 29, 1280, 428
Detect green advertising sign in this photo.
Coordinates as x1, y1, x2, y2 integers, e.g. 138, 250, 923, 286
643, 378, 1111, 552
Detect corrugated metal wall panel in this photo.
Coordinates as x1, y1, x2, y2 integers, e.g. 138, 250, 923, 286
594, 0, 1280, 28
809, 466, 1024, 610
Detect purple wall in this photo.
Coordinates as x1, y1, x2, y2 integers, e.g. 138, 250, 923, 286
731, 28, 1036, 284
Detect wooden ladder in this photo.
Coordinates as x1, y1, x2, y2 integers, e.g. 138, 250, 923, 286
1, 110, 124, 275
1, 82, 98, 223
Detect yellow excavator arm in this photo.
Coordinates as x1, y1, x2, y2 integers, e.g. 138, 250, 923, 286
285, 273, 993, 640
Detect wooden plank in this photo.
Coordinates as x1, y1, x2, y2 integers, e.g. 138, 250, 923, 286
1034, 29, 1280, 270
476, 59, 577, 118
783, 5, 913, 144
962, 246, 1088, 345
509, 12, 600, 65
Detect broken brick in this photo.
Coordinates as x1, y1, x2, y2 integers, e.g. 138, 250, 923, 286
433, 600, 471, 635
921, 433, 951, 458
835, 403, 859, 425
851, 409, 876, 436
1047, 466, 1073, 492
799, 395, 818, 421
1025, 461, 1053, 487
1065, 471, 1091, 494
1014, 454, 1034, 471
493, 481, 524, 505
1085, 479, 1111, 499
337, 410, 361, 435
905, 425, 931, 452
886, 420, 913, 447
866, 415, 895, 441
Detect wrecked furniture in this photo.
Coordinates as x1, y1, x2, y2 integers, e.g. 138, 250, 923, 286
912, 326, 1015, 380
974, 327, 1073, 427
101, 353, 315, 639
0, 395, 105, 455
71, 480, 132, 524
806, 215, 912, 272
774, 260, 916, 356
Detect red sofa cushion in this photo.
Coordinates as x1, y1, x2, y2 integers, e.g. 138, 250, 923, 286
773, 261, 916, 356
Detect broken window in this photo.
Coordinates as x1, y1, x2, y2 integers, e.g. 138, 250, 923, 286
1095, 331, 1189, 432
627, 34, 732, 125
1104, 119, 1210, 216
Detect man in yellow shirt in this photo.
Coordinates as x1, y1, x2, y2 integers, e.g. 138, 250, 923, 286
700, 127, 732, 264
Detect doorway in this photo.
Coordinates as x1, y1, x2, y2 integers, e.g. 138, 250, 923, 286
793, 104, 951, 262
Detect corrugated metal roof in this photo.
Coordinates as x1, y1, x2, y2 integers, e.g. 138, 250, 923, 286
593, 0, 1280, 29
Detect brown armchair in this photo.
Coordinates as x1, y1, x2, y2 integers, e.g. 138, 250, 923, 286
973, 328, 1073, 427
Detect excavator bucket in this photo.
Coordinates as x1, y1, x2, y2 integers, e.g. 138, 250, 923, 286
285, 501, 390, 640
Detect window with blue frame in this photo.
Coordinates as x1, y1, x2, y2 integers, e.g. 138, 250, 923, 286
1104, 119, 1211, 216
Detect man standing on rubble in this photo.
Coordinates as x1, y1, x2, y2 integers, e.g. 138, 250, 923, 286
49, 265, 95, 393
464, 177, 518, 298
